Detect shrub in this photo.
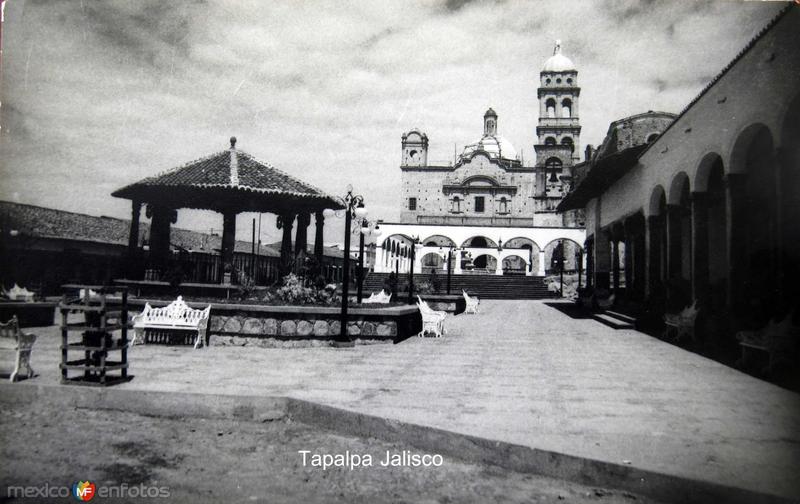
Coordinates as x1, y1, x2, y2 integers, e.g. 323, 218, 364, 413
273, 273, 340, 306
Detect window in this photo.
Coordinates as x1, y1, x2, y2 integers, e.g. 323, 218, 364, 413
474, 196, 485, 213
561, 137, 574, 152
545, 78, 551, 84
408, 197, 417, 211
566, 78, 573, 85
546, 98, 556, 118
499, 197, 508, 214
647, 133, 660, 143
556, 78, 562, 84
561, 98, 572, 118
545, 137, 556, 146
451, 196, 461, 213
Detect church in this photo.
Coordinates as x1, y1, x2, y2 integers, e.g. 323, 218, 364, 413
375, 42, 586, 278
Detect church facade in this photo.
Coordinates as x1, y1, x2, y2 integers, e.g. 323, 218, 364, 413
376, 43, 586, 277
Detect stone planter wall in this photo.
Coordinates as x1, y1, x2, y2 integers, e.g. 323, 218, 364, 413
120, 299, 422, 346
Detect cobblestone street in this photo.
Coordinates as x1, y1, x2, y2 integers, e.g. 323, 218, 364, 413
15, 300, 800, 501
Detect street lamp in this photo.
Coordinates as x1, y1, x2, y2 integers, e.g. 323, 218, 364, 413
322, 184, 366, 348
437, 245, 461, 295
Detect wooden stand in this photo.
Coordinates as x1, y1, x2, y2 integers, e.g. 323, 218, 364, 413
59, 285, 133, 386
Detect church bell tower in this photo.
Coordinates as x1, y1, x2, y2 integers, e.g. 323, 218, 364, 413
535, 40, 581, 200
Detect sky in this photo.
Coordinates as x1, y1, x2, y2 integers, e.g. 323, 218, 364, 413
0, 0, 786, 246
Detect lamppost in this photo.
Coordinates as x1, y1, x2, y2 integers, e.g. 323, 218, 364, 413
437, 245, 461, 295
323, 185, 367, 348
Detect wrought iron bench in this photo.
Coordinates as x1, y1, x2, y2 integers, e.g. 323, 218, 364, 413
131, 296, 211, 349
363, 290, 392, 304
664, 301, 699, 341
417, 296, 447, 338
736, 313, 799, 373
462, 289, 479, 314
0, 316, 36, 382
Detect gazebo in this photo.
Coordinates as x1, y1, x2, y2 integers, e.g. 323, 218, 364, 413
111, 137, 343, 283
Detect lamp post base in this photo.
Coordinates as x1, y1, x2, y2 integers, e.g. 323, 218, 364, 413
332, 340, 355, 348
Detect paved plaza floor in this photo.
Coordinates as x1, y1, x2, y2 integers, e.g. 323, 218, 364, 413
13, 300, 800, 500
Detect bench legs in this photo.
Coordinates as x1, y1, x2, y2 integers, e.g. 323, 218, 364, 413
194, 329, 207, 350
9, 348, 34, 382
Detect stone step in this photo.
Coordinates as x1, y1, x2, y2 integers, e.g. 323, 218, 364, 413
603, 310, 637, 325
592, 313, 635, 330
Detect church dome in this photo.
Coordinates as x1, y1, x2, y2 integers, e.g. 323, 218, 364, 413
461, 135, 518, 162
542, 40, 575, 72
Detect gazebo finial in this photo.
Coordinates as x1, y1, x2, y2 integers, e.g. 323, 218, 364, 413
229, 137, 239, 186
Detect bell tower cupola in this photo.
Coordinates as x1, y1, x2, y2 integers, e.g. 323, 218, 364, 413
484, 107, 498, 136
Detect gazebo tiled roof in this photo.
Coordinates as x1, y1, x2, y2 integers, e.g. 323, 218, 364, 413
112, 138, 343, 213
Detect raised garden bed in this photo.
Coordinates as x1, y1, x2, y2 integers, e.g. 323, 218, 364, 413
114, 298, 422, 346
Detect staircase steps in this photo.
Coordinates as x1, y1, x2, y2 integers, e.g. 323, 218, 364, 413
362, 272, 556, 300
593, 310, 636, 330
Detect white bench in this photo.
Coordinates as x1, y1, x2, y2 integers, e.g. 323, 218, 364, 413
664, 301, 699, 341
363, 290, 392, 304
0, 316, 36, 382
417, 296, 447, 338
462, 289, 479, 314
132, 296, 211, 349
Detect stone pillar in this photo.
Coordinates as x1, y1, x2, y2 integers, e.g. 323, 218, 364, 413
691, 192, 710, 303
454, 251, 463, 274
666, 204, 683, 281
537, 250, 546, 276
279, 213, 295, 275
295, 212, 310, 257
725, 174, 748, 311
594, 230, 611, 290
148, 204, 174, 271
495, 255, 503, 275
221, 211, 237, 274
646, 215, 664, 299
585, 239, 594, 288
611, 238, 620, 294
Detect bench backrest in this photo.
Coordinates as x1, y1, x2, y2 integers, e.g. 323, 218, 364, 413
0, 316, 19, 341
140, 296, 211, 326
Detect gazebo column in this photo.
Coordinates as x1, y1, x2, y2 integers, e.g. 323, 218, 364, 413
314, 211, 325, 266
221, 211, 237, 279
127, 200, 142, 276
279, 213, 296, 275
147, 204, 174, 271
295, 212, 310, 257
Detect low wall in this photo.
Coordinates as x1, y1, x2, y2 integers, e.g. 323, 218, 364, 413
0, 302, 57, 327
122, 299, 422, 346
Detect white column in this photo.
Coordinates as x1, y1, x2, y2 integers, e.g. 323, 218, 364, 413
538, 251, 546, 276
494, 255, 503, 275
454, 251, 462, 274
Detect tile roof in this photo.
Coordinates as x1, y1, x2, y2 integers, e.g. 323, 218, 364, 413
112, 146, 343, 212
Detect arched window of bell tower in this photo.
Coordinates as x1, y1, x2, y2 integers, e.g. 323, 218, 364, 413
561, 98, 572, 118
545, 137, 556, 146
546, 99, 556, 118
561, 137, 574, 152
